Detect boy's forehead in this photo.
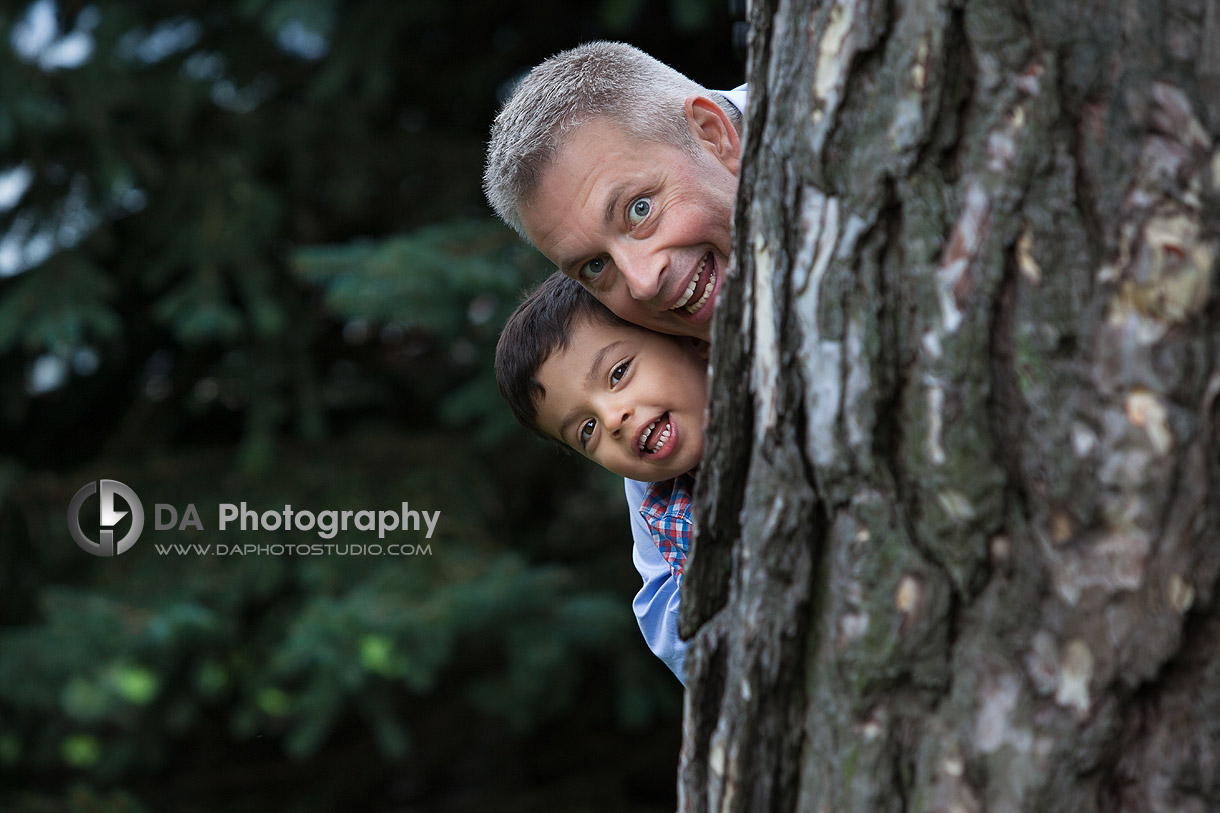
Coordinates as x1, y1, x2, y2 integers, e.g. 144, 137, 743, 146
552, 318, 641, 377
536, 319, 639, 415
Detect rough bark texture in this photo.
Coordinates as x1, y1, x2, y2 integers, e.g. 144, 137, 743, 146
680, 0, 1220, 810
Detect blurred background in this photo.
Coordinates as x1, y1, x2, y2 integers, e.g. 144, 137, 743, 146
0, 1, 744, 810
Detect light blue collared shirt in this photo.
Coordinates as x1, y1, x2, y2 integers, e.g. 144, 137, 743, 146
626, 477, 686, 683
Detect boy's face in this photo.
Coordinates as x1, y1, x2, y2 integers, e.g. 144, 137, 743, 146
518, 99, 739, 343
534, 317, 708, 482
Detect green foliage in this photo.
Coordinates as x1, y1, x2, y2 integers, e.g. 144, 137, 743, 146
294, 220, 529, 336
292, 218, 550, 443
1, 440, 669, 800
0, 0, 735, 807
0, 253, 121, 353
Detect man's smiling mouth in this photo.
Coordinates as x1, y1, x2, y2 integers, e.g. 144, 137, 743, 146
638, 413, 672, 454
671, 253, 716, 315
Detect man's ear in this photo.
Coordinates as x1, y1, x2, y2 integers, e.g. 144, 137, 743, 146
685, 95, 741, 176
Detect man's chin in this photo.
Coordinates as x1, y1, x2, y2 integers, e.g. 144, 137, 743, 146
657, 298, 716, 342
641, 316, 707, 342
610, 293, 717, 341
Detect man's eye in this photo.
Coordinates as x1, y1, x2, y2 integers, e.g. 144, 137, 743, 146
628, 197, 651, 226
578, 419, 596, 446
610, 361, 629, 386
579, 257, 606, 281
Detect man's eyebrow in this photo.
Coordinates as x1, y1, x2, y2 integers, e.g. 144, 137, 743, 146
603, 184, 629, 227
555, 184, 634, 275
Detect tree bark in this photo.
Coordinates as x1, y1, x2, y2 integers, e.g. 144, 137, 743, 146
680, 0, 1220, 809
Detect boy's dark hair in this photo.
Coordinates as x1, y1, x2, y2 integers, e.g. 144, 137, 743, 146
495, 273, 635, 439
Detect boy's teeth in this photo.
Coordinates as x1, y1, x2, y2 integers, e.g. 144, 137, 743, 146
640, 417, 672, 454
639, 418, 659, 450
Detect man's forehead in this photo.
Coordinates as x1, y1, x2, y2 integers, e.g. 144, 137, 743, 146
524, 128, 667, 266
520, 163, 610, 267
542, 117, 668, 191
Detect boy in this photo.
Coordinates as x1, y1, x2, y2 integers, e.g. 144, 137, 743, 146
495, 273, 708, 636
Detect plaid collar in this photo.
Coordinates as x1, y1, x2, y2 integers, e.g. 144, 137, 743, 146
640, 472, 696, 585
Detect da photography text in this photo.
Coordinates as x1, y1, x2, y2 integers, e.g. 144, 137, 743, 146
68, 478, 443, 558
157, 502, 440, 540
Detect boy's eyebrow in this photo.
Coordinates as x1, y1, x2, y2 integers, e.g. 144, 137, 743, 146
586, 339, 627, 387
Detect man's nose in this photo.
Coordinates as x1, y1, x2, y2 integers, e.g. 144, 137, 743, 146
615, 243, 665, 302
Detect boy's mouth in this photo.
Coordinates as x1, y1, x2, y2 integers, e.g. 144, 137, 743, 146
670, 253, 716, 315
638, 412, 673, 456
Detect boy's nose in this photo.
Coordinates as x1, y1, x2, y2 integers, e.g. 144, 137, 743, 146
604, 403, 633, 436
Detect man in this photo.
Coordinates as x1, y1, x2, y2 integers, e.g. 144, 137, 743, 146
485, 41, 745, 681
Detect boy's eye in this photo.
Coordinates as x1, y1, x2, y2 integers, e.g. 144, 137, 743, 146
578, 418, 596, 446
628, 197, 651, 226
579, 257, 606, 281
610, 361, 629, 385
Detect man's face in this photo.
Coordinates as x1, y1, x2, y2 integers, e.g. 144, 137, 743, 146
519, 101, 740, 342
534, 317, 708, 482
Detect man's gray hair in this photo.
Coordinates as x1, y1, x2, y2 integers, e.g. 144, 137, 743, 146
484, 41, 738, 239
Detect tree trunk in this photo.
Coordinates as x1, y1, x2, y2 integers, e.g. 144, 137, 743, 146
680, 0, 1220, 809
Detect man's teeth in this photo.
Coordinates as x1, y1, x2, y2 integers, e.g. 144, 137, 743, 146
672, 257, 716, 314
684, 270, 715, 314
673, 272, 699, 309
638, 417, 672, 454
